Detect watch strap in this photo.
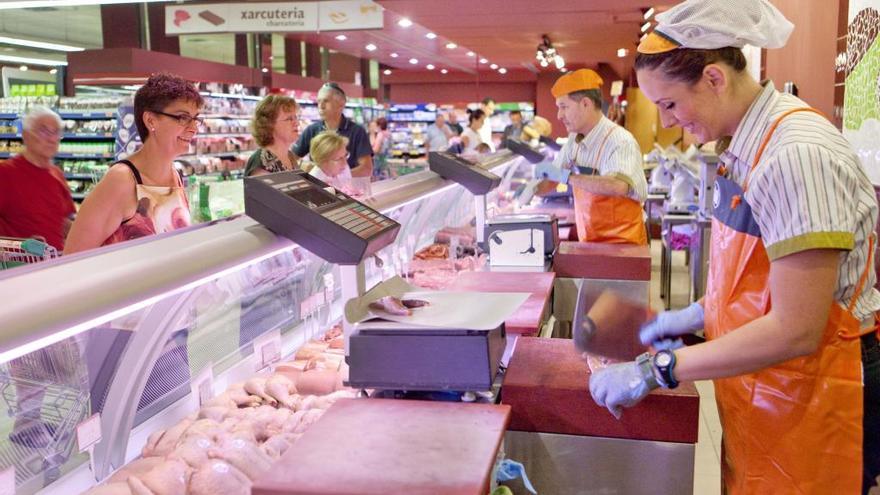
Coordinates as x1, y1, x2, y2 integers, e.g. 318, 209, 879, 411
636, 352, 660, 390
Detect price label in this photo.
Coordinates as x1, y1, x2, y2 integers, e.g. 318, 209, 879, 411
254, 330, 282, 370
190, 364, 214, 407
76, 413, 102, 453
0, 466, 15, 495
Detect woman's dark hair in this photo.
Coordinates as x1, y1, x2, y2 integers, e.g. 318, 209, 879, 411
376, 117, 388, 131
634, 47, 747, 85
468, 108, 486, 125
135, 73, 204, 141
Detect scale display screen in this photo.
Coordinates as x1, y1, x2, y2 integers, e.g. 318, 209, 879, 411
287, 186, 337, 210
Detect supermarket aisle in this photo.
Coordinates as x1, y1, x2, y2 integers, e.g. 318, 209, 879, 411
648, 240, 721, 495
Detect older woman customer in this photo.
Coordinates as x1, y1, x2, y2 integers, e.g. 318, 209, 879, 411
65, 73, 203, 253
306, 130, 352, 189
245, 94, 300, 176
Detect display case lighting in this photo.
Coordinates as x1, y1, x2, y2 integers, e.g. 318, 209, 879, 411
19, 65, 27, 71
0, 36, 84, 52
49, 68, 58, 75
0, 0, 173, 8
641, 21, 652, 33
397, 18, 413, 28
644, 7, 655, 20
0, 54, 66, 67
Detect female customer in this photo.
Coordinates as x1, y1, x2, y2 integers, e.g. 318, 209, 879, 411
369, 117, 392, 180
65, 73, 203, 253
245, 94, 300, 176
459, 109, 485, 155
586, 1, 880, 493
307, 131, 352, 190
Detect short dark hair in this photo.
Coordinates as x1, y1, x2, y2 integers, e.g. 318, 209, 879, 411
135, 73, 203, 142
634, 47, 747, 85
566, 89, 603, 110
481, 97, 496, 106
375, 117, 388, 130
510, 110, 522, 117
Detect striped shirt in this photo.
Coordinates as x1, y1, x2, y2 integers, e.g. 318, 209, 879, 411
552, 115, 648, 203
719, 81, 880, 320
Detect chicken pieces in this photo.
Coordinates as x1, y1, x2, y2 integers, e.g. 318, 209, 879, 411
188, 461, 250, 495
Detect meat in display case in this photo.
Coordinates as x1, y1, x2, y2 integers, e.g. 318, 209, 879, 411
0, 149, 533, 494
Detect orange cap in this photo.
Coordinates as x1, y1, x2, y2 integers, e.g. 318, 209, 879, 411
637, 31, 681, 54
551, 69, 604, 99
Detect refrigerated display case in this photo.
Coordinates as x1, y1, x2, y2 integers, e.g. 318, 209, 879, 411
0, 149, 530, 494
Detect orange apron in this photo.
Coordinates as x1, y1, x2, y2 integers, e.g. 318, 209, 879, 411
705, 108, 870, 494
571, 127, 647, 245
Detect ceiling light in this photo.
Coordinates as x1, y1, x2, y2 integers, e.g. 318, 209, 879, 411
0, 36, 84, 52
560, 67, 568, 73
441, 69, 448, 74
539, 59, 549, 68
383, 69, 392, 75
445, 42, 457, 49
644, 7, 655, 20
466, 51, 475, 57
555, 56, 565, 70
261, 67, 269, 73
426, 33, 437, 40
390, 52, 399, 58
489, 63, 498, 70
335, 34, 347, 41
426, 64, 435, 70
641, 21, 652, 33
49, 68, 58, 75
398, 18, 413, 28
498, 68, 507, 74
0, 54, 67, 67
617, 48, 628, 58
365, 43, 377, 51
19, 65, 28, 71
409, 58, 418, 64
479, 58, 488, 64
0, 0, 172, 7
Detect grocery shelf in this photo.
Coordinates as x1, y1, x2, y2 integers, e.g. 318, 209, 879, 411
58, 111, 116, 119
0, 133, 18, 138
202, 114, 252, 119
178, 150, 255, 159
71, 192, 87, 201
64, 173, 98, 181
56, 152, 114, 159
196, 132, 251, 138
64, 133, 115, 139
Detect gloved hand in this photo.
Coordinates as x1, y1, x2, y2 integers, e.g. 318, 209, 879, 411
534, 161, 571, 184
639, 301, 704, 351
589, 359, 658, 419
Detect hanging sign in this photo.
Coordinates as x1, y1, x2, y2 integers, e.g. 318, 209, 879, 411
166, 1, 382, 35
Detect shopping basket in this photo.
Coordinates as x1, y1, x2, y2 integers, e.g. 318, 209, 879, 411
0, 237, 59, 270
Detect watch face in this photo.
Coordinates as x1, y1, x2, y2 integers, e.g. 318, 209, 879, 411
655, 352, 672, 367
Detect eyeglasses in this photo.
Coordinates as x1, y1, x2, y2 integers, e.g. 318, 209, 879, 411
329, 152, 351, 163
150, 109, 205, 127
277, 115, 300, 124
321, 82, 346, 98
34, 126, 63, 140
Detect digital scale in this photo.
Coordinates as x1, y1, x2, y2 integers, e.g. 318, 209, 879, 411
485, 214, 558, 266
244, 171, 400, 265
427, 151, 502, 195
504, 138, 545, 164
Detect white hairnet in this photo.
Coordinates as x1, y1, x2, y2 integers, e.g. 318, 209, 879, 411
655, 0, 794, 50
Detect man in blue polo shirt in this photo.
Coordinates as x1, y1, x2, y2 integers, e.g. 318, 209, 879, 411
294, 82, 373, 177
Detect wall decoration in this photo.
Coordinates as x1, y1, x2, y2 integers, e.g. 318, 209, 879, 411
843, 1, 880, 183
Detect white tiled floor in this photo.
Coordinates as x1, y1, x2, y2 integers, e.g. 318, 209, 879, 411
647, 240, 722, 495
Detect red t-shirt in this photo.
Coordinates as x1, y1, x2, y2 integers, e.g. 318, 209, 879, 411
0, 154, 75, 250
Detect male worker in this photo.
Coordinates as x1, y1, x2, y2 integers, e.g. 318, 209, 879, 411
477, 97, 496, 152
295, 82, 373, 177
539, 69, 647, 244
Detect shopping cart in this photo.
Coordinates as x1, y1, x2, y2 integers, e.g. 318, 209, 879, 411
0, 237, 59, 270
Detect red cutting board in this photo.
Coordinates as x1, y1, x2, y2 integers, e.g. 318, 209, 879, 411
252, 399, 511, 495
448, 271, 555, 336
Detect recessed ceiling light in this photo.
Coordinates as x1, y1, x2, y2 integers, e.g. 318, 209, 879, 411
409, 58, 419, 64
390, 52, 399, 58
479, 58, 488, 64
398, 18, 413, 28
446, 42, 457, 49
466, 51, 475, 57
617, 48, 628, 58
441, 69, 448, 74
383, 69, 392, 75
498, 68, 507, 74
489, 63, 498, 70
426, 64, 435, 70
49, 68, 57, 74
336, 34, 347, 41
641, 21, 652, 33
365, 43, 377, 51
0, 54, 66, 67
261, 67, 269, 73
19, 65, 28, 71
426, 33, 437, 39
0, 36, 84, 52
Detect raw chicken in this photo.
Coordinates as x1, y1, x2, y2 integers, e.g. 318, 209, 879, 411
265, 374, 297, 408
292, 408, 325, 434
294, 342, 329, 361
369, 296, 412, 316
126, 476, 154, 495
142, 419, 193, 457
282, 410, 307, 434
260, 432, 300, 459
244, 376, 278, 406
169, 435, 213, 468
108, 457, 167, 483
295, 369, 339, 396
182, 419, 226, 443
208, 437, 273, 480
197, 406, 232, 422
223, 383, 264, 407
137, 458, 190, 495
82, 482, 133, 495
188, 460, 251, 495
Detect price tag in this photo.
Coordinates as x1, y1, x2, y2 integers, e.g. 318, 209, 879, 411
254, 330, 282, 370
324, 273, 335, 302
0, 466, 15, 495
315, 291, 327, 306
76, 413, 102, 453
190, 364, 214, 407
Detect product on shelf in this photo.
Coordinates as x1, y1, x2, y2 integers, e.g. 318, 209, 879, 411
0, 96, 59, 114
57, 96, 122, 114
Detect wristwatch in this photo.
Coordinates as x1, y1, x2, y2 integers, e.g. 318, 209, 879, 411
635, 352, 660, 390
652, 349, 679, 389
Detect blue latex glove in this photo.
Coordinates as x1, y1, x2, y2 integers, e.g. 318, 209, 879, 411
639, 302, 704, 351
534, 161, 571, 184
589, 360, 658, 419
496, 459, 537, 494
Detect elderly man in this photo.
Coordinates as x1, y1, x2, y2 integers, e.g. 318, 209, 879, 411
0, 105, 74, 251
425, 112, 454, 153
294, 82, 373, 177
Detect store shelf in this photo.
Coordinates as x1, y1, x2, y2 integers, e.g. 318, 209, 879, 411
64, 133, 115, 139
56, 152, 114, 159
64, 173, 99, 181
197, 132, 251, 138
71, 193, 87, 201
0, 133, 18, 138
0, 113, 19, 119
202, 114, 251, 120
58, 111, 116, 119
178, 150, 254, 159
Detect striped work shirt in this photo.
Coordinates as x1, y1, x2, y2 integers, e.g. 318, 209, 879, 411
719, 81, 880, 320
552, 115, 648, 203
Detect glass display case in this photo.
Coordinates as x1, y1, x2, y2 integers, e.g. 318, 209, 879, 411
0, 150, 531, 494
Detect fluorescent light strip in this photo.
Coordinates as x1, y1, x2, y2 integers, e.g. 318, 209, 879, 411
0, 54, 66, 66
0, 244, 295, 364
0, 36, 84, 52
0, 0, 173, 8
